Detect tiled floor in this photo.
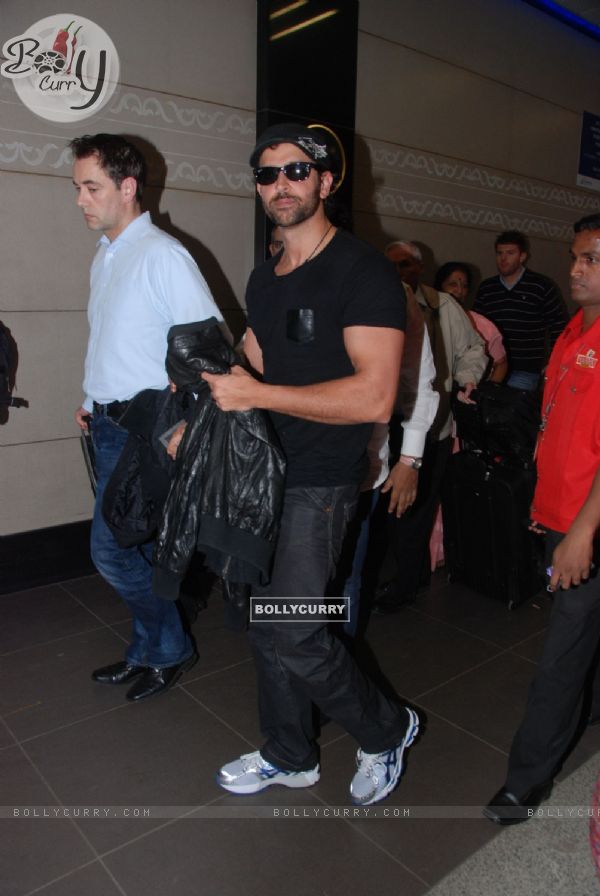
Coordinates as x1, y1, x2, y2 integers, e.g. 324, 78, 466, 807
2, 570, 599, 896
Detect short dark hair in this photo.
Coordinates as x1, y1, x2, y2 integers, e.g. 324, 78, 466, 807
494, 230, 529, 254
69, 134, 147, 201
574, 213, 600, 233
434, 261, 472, 293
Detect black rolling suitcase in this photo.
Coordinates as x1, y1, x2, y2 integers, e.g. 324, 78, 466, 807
451, 381, 540, 468
443, 452, 545, 609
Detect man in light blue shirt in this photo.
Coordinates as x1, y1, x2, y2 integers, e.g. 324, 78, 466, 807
72, 133, 222, 701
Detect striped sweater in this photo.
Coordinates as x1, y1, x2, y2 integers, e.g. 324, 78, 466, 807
473, 269, 567, 373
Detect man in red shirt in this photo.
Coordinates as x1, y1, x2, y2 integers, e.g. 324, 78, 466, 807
484, 213, 600, 824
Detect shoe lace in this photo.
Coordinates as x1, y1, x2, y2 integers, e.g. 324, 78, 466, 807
241, 751, 272, 773
356, 749, 390, 781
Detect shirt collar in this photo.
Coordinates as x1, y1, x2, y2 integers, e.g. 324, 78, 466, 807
97, 211, 151, 249
499, 266, 525, 290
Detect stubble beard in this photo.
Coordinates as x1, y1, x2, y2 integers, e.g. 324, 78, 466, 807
264, 185, 321, 228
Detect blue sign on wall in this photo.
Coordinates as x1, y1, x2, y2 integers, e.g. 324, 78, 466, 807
578, 111, 600, 193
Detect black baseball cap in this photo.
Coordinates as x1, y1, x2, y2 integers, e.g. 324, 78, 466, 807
250, 122, 333, 169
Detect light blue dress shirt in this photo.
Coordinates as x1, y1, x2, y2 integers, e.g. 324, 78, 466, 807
82, 211, 222, 410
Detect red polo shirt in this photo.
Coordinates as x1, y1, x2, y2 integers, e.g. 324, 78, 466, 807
531, 309, 600, 533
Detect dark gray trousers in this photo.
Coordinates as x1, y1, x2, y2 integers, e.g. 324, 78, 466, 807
506, 529, 600, 795
250, 484, 408, 771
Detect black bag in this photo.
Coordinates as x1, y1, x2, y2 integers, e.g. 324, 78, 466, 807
452, 381, 541, 468
443, 452, 545, 608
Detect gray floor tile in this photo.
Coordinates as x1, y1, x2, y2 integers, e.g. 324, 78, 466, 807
183, 661, 263, 748
419, 651, 537, 752
23, 861, 125, 896
359, 610, 502, 701
509, 629, 547, 663
103, 812, 429, 896
0, 627, 134, 742
1, 746, 95, 896
0, 718, 16, 749
59, 575, 131, 626
22, 688, 252, 854
0, 584, 103, 655
413, 579, 552, 649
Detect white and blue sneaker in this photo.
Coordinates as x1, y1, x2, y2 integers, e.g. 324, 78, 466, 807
350, 708, 420, 806
217, 751, 320, 795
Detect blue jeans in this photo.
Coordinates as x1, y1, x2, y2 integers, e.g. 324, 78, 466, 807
507, 370, 539, 391
90, 413, 192, 668
250, 485, 407, 770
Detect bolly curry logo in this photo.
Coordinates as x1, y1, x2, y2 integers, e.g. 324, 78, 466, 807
1, 14, 119, 123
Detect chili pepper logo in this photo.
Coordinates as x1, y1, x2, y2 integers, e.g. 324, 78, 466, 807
48, 20, 83, 73
1, 14, 120, 123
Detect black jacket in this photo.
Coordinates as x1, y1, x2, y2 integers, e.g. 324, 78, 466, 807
102, 386, 186, 548
152, 318, 286, 599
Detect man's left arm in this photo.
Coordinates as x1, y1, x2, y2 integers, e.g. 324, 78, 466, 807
203, 326, 404, 424
548, 467, 600, 590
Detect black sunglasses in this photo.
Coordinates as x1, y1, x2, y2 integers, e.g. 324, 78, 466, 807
253, 161, 322, 185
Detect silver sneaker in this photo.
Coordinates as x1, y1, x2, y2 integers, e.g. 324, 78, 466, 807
350, 708, 419, 806
217, 751, 320, 795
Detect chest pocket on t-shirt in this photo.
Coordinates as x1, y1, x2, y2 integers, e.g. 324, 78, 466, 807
287, 308, 315, 344
570, 361, 597, 396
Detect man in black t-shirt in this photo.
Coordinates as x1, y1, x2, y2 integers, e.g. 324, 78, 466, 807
202, 122, 419, 806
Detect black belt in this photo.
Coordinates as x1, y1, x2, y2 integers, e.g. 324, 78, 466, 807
92, 399, 130, 420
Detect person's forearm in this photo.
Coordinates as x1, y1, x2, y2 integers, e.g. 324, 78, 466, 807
489, 357, 508, 383
250, 374, 396, 424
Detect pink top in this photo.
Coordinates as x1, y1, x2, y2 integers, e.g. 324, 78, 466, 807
468, 310, 506, 364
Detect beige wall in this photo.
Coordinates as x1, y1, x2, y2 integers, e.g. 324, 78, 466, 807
2, 0, 600, 537
354, 0, 600, 297
0, 0, 256, 535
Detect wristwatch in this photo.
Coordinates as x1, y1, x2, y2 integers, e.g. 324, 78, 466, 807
399, 455, 423, 470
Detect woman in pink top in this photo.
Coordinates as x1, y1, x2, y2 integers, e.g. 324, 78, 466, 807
435, 262, 508, 383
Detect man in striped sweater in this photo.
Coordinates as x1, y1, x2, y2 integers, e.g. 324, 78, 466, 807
473, 231, 568, 390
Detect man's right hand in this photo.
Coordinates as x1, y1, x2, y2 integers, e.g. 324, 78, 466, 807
75, 406, 90, 432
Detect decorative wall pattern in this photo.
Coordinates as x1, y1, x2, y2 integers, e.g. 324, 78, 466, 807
0, 82, 256, 197
356, 136, 600, 242
110, 92, 255, 136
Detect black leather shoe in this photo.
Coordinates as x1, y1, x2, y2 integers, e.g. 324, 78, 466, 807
126, 653, 198, 702
482, 780, 554, 825
92, 661, 146, 685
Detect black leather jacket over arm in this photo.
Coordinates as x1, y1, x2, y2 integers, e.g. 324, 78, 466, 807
152, 318, 286, 599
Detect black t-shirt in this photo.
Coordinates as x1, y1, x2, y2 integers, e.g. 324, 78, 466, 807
246, 229, 406, 487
